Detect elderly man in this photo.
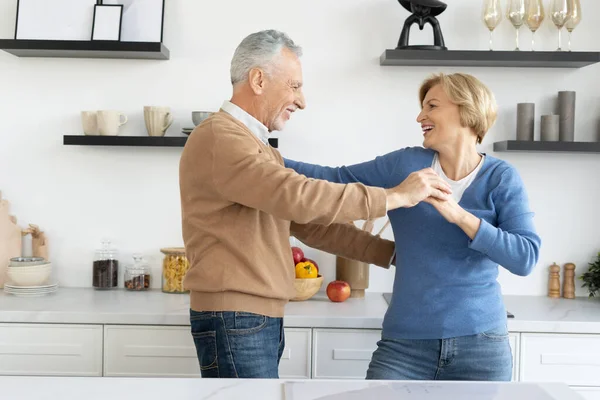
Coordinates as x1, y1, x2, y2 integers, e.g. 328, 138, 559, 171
179, 29, 451, 379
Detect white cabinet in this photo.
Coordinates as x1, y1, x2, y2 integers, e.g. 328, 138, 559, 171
312, 328, 380, 379
572, 387, 600, 400
520, 333, 600, 387
103, 325, 312, 379
279, 328, 311, 379
0, 323, 102, 376
104, 325, 200, 377
509, 332, 520, 382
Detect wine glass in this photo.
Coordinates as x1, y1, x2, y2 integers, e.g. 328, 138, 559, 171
550, 0, 571, 51
483, 0, 503, 51
507, 0, 526, 50
565, 0, 581, 52
525, 0, 544, 51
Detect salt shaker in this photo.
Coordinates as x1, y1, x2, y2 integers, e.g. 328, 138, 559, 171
562, 263, 576, 299
548, 263, 561, 298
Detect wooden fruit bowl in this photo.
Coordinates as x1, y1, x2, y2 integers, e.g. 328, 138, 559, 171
291, 275, 323, 301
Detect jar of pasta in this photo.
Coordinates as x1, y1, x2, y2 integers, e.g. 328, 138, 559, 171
160, 247, 190, 294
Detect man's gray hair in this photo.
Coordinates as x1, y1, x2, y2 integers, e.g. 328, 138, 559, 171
230, 30, 302, 86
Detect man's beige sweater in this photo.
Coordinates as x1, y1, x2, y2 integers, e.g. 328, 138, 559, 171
179, 111, 394, 317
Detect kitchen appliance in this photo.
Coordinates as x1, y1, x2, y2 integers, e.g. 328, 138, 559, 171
382, 293, 514, 318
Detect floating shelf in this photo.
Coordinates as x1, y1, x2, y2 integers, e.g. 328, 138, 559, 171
493, 140, 600, 154
0, 40, 169, 60
380, 49, 600, 68
63, 135, 278, 148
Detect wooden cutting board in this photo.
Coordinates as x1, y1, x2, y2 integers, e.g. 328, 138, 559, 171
0, 193, 22, 288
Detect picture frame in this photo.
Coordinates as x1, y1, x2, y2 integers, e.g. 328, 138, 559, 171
101, 0, 165, 43
91, 4, 123, 41
14, 0, 97, 40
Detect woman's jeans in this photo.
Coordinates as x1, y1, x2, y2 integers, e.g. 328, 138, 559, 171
366, 325, 512, 381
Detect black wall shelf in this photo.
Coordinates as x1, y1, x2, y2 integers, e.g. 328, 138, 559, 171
493, 140, 600, 154
63, 135, 279, 148
0, 40, 169, 60
380, 49, 600, 68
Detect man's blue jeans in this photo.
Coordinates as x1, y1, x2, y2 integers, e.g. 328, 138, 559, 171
190, 309, 285, 378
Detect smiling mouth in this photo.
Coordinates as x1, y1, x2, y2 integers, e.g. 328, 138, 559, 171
422, 125, 434, 135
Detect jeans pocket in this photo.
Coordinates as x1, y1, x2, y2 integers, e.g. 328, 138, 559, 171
479, 326, 509, 341
191, 330, 218, 371
228, 312, 268, 335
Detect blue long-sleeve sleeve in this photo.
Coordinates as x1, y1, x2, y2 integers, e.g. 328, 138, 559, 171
469, 167, 541, 276
284, 149, 407, 188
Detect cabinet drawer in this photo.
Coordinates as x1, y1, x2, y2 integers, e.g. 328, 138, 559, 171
279, 328, 311, 379
104, 325, 200, 377
509, 332, 520, 382
312, 328, 380, 379
0, 323, 102, 376
520, 333, 600, 386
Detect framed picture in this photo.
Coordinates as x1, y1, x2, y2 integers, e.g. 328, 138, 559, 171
15, 0, 97, 40
101, 0, 165, 43
91, 4, 123, 41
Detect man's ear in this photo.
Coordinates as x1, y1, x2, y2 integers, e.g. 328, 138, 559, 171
248, 68, 265, 95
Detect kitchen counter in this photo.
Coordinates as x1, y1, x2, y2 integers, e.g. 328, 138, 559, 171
0, 376, 582, 400
1, 288, 600, 333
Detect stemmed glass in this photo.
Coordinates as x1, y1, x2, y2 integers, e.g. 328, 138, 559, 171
525, 0, 544, 51
565, 0, 582, 52
550, 0, 571, 51
507, 0, 526, 50
483, 0, 503, 51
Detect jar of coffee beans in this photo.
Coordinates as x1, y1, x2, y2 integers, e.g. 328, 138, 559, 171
92, 239, 119, 289
124, 254, 151, 291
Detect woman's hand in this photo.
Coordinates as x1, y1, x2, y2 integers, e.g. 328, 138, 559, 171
424, 196, 481, 240
386, 168, 452, 209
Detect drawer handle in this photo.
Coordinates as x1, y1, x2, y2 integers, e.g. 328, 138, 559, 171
123, 345, 196, 358
281, 348, 291, 361
541, 354, 600, 366
333, 349, 373, 361
0, 344, 82, 356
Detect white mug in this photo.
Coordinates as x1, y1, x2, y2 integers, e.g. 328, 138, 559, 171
97, 111, 128, 136
81, 111, 98, 135
144, 106, 173, 137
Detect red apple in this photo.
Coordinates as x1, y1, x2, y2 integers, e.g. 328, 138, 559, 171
301, 258, 319, 273
291, 246, 304, 264
326, 280, 351, 302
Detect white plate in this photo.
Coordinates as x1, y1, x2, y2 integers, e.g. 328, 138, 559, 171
5, 282, 58, 290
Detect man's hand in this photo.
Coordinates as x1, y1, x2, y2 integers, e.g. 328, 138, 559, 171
385, 168, 452, 210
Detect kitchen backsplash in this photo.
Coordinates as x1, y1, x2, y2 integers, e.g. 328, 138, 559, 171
0, 0, 599, 296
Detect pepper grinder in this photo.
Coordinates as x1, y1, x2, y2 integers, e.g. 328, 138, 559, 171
562, 263, 576, 299
548, 263, 561, 298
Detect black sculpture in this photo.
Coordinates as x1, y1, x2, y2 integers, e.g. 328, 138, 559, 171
396, 0, 447, 51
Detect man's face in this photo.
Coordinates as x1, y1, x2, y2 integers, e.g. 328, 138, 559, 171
261, 48, 306, 132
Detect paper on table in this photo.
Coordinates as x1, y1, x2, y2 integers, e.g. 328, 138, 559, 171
284, 381, 558, 400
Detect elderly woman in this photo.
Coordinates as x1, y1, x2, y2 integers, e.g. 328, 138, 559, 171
284, 73, 541, 381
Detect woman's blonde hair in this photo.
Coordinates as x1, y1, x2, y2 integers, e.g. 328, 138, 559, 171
418, 73, 497, 144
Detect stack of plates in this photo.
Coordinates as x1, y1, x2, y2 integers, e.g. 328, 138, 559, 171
4, 282, 58, 297
182, 127, 194, 136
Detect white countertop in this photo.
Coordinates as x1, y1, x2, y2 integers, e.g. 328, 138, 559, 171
2, 288, 600, 334
0, 376, 582, 400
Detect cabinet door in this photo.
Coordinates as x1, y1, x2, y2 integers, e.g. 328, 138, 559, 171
104, 325, 200, 377
0, 323, 102, 376
509, 332, 520, 382
312, 328, 380, 379
520, 333, 600, 386
279, 328, 311, 379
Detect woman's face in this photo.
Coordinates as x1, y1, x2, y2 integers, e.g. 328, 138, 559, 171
416, 84, 464, 151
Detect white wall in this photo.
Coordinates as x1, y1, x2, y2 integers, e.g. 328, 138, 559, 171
0, 0, 599, 297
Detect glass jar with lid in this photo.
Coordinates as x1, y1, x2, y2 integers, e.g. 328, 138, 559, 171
160, 247, 190, 294
92, 239, 119, 289
124, 254, 151, 291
